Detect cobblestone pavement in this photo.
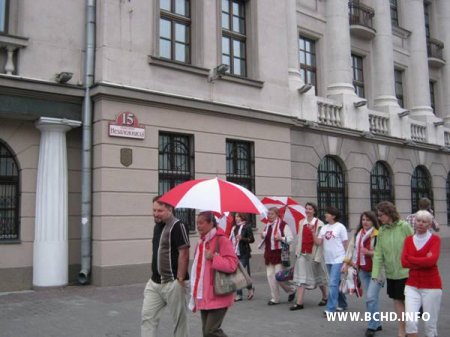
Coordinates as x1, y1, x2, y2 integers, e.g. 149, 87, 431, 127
1, 235, 450, 337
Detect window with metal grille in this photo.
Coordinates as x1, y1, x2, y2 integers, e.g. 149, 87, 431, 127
394, 69, 404, 108
159, 0, 191, 63
0, 141, 20, 242
390, 0, 399, 27
0, 0, 8, 33
352, 54, 365, 98
299, 36, 317, 95
159, 132, 195, 230
226, 139, 255, 227
221, 0, 247, 76
447, 172, 450, 226
411, 165, 433, 213
317, 156, 347, 226
370, 161, 394, 211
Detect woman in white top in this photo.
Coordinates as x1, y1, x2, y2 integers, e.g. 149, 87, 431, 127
314, 206, 348, 314
290, 202, 328, 311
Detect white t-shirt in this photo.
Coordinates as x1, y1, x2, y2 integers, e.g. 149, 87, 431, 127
318, 222, 348, 264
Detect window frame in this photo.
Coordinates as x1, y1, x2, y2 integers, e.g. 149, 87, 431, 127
370, 161, 394, 211
317, 156, 347, 226
226, 139, 255, 227
299, 35, 317, 95
411, 165, 433, 214
351, 54, 365, 98
394, 69, 405, 108
0, 140, 20, 243
159, 0, 192, 64
221, 0, 247, 77
0, 0, 9, 34
390, 0, 399, 27
429, 80, 436, 115
158, 132, 195, 231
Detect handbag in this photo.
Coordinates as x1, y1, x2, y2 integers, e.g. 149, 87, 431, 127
281, 241, 291, 267
213, 237, 253, 296
275, 266, 294, 282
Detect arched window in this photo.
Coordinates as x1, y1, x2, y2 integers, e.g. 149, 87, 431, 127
370, 161, 393, 210
317, 156, 347, 225
411, 165, 433, 213
0, 141, 20, 241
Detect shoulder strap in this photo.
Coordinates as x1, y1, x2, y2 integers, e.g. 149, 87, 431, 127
215, 235, 220, 254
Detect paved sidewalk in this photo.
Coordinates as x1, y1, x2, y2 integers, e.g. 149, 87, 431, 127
1, 234, 449, 337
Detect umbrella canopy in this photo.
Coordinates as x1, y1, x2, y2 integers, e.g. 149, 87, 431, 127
159, 178, 267, 215
261, 196, 306, 234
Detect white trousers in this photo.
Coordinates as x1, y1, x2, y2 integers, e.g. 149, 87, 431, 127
266, 263, 295, 303
141, 279, 189, 337
404, 285, 442, 337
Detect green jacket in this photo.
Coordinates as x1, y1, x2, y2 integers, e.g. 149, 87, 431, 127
372, 220, 413, 280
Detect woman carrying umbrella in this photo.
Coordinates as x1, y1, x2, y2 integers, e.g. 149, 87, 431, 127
290, 202, 328, 310
189, 211, 238, 337
261, 207, 296, 305
229, 212, 255, 301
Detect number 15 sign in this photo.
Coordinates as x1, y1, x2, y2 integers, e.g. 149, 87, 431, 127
109, 112, 146, 140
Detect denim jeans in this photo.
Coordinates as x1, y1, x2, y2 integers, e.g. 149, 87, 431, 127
326, 263, 347, 312
359, 269, 383, 330
237, 255, 252, 297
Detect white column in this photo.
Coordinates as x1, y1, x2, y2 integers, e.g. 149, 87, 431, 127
402, 0, 433, 118
33, 117, 81, 287
437, 0, 450, 124
325, 0, 355, 96
372, 0, 398, 108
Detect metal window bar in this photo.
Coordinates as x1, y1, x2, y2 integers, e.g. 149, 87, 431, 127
370, 162, 393, 211
158, 133, 195, 230
348, 1, 375, 29
427, 38, 444, 61
317, 156, 347, 226
411, 166, 433, 213
0, 142, 19, 241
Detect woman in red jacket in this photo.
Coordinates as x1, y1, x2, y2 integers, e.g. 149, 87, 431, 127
401, 210, 442, 337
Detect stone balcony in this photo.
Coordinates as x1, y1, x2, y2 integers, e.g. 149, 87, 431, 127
348, 1, 376, 40
427, 37, 445, 68
0, 33, 29, 75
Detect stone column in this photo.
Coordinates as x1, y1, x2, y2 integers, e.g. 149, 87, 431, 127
402, 0, 433, 119
437, 0, 450, 124
325, 0, 355, 96
372, 0, 398, 108
33, 117, 81, 287
287, 0, 303, 88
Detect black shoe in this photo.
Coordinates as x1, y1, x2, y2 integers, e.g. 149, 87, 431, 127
289, 304, 304, 311
365, 329, 375, 337
268, 300, 280, 306
318, 298, 327, 306
288, 292, 296, 302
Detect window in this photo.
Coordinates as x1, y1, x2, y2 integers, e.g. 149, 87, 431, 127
159, 0, 191, 63
299, 36, 317, 94
394, 69, 404, 108
370, 161, 393, 211
0, 141, 20, 241
317, 156, 347, 226
226, 139, 255, 227
352, 54, 365, 98
390, 0, 399, 27
429, 81, 436, 114
0, 0, 7, 33
411, 165, 433, 213
159, 132, 195, 230
221, 0, 247, 76
424, 2, 431, 39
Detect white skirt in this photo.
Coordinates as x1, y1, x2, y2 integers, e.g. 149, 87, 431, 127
292, 254, 328, 289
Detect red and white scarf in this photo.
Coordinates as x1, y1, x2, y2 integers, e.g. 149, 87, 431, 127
354, 227, 374, 267
229, 222, 245, 255
263, 218, 282, 250
189, 227, 217, 312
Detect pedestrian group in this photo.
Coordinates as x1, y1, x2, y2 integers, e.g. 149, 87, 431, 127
141, 196, 442, 337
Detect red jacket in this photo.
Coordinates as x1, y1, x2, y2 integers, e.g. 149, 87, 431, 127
401, 234, 442, 289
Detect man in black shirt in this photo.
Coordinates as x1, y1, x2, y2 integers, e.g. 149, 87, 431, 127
141, 196, 190, 337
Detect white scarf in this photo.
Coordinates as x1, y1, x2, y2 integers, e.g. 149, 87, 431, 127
189, 227, 217, 312
230, 222, 245, 255
353, 227, 374, 266
262, 218, 282, 250
413, 231, 432, 251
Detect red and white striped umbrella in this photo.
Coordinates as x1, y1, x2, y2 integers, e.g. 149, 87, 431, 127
159, 178, 267, 215
261, 197, 306, 234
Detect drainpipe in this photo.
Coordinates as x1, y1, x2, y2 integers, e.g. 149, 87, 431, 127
79, 0, 96, 285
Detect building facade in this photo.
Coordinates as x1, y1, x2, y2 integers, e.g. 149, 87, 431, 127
1, 0, 450, 291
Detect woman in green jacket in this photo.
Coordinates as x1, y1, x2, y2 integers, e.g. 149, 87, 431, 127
372, 201, 413, 337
